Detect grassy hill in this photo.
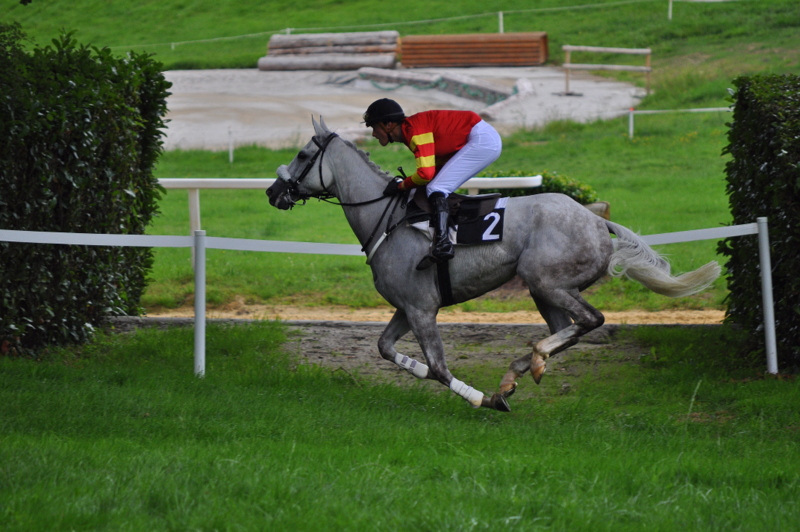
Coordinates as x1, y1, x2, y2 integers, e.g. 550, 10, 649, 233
4, 0, 799, 98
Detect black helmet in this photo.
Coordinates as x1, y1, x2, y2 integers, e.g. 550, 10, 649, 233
363, 98, 405, 127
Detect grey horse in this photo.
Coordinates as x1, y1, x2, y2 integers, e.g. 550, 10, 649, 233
266, 117, 721, 411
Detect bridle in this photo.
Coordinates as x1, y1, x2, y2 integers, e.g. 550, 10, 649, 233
271, 131, 409, 262
274, 132, 338, 207
276, 132, 393, 208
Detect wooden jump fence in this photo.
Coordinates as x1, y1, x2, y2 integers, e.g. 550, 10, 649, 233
562, 45, 652, 95
258, 31, 548, 71
398, 32, 548, 68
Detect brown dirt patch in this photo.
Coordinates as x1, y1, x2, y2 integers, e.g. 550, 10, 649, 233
146, 302, 724, 325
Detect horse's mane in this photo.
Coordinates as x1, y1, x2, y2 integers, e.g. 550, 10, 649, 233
337, 135, 391, 179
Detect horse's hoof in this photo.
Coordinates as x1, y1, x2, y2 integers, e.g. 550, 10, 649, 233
482, 393, 511, 412
499, 381, 517, 398
531, 356, 547, 385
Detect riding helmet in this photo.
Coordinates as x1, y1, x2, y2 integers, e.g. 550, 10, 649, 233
363, 98, 405, 127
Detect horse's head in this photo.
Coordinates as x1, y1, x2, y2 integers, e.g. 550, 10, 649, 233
267, 116, 338, 210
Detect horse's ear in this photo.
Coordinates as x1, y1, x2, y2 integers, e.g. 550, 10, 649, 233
319, 116, 329, 133
312, 116, 325, 137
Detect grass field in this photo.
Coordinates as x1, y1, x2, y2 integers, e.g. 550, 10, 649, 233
4, 0, 799, 73
2, 323, 798, 530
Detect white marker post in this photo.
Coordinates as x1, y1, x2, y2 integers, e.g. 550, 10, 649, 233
194, 230, 207, 377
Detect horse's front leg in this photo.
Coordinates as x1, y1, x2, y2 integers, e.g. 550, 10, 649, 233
405, 308, 510, 411
378, 309, 429, 379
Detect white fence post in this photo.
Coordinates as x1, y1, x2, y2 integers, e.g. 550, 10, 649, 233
228, 126, 234, 164
628, 108, 635, 139
498, 11, 504, 34
188, 189, 201, 234
193, 230, 206, 377
188, 189, 201, 266
757, 217, 778, 374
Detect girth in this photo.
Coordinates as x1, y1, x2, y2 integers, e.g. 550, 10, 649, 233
406, 192, 503, 309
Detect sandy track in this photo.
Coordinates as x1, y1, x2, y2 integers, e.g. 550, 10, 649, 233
145, 303, 724, 325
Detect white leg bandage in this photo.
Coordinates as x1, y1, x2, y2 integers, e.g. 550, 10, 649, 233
449, 378, 484, 408
394, 353, 429, 379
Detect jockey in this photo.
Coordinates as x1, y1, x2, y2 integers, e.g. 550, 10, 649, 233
363, 98, 502, 270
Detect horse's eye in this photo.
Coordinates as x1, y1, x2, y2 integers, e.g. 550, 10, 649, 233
297, 151, 309, 161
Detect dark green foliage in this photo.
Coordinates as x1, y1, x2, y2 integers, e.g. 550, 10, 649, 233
475, 169, 598, 205
718, 74, 800, 371
0, 23, 170, 355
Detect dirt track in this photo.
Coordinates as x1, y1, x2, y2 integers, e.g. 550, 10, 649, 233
146, 303, 724, 325
118, 313, 714, 398
137, 302, 723, 390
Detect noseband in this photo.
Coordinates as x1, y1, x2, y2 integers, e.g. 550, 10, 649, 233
276, 132, 338, 206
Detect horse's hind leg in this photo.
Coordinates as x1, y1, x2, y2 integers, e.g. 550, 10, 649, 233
499, 295, 573, 397
378, 309, 429, 379
499, 289, 604, 393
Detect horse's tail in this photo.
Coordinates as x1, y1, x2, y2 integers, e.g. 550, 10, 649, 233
605, 220, 721, 298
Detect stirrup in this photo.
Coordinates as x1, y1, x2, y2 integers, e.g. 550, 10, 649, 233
416, 247, 454, 270
416, 254, 439, 271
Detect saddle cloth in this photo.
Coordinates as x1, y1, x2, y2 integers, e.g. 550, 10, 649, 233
407, 193, 509, 245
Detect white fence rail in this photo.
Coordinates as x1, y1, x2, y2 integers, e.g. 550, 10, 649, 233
0, 218, 778, 376
562, 44, 652, 95
158, 176, 543, 235
627, 107, 732, 139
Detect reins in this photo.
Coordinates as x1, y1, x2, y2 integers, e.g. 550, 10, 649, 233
283, 131, 410, 262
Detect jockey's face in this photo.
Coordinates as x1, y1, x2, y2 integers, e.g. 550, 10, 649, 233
371, 122, 400, 146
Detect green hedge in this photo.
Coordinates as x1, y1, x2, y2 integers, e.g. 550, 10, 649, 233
718, 74, 800, 372
474, 169, 599, 205
0, 23, 170, 355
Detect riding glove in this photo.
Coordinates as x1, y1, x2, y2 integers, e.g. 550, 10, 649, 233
383, 177, 404, 196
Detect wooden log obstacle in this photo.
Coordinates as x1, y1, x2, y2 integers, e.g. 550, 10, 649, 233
258, 31, 399, 71
258, 31, 549, 71
562, 45, 652, 95
399, 32, 548, 68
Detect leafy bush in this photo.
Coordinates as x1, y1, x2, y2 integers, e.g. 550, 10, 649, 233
0, 23, 170, 355
718, 74, 800, 372
474, 169, 599, 205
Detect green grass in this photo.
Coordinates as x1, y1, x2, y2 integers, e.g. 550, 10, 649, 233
4, 0, 799, 73
1, 323, 798, 530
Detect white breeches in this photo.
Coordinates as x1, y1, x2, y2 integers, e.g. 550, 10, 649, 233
425, 120, 503, 197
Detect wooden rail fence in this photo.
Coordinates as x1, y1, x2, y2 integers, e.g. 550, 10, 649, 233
399, 32, 548, 68
562, 45, 652, 95
259, 31, 548, 70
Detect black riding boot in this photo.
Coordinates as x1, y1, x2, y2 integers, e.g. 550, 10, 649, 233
416, 192, 455, 271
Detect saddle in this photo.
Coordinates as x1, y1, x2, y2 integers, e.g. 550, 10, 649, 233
405, 192, 505, 308
406, 191, 502, 227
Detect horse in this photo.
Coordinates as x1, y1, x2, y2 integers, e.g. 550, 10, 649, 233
266, 117, 721, 412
